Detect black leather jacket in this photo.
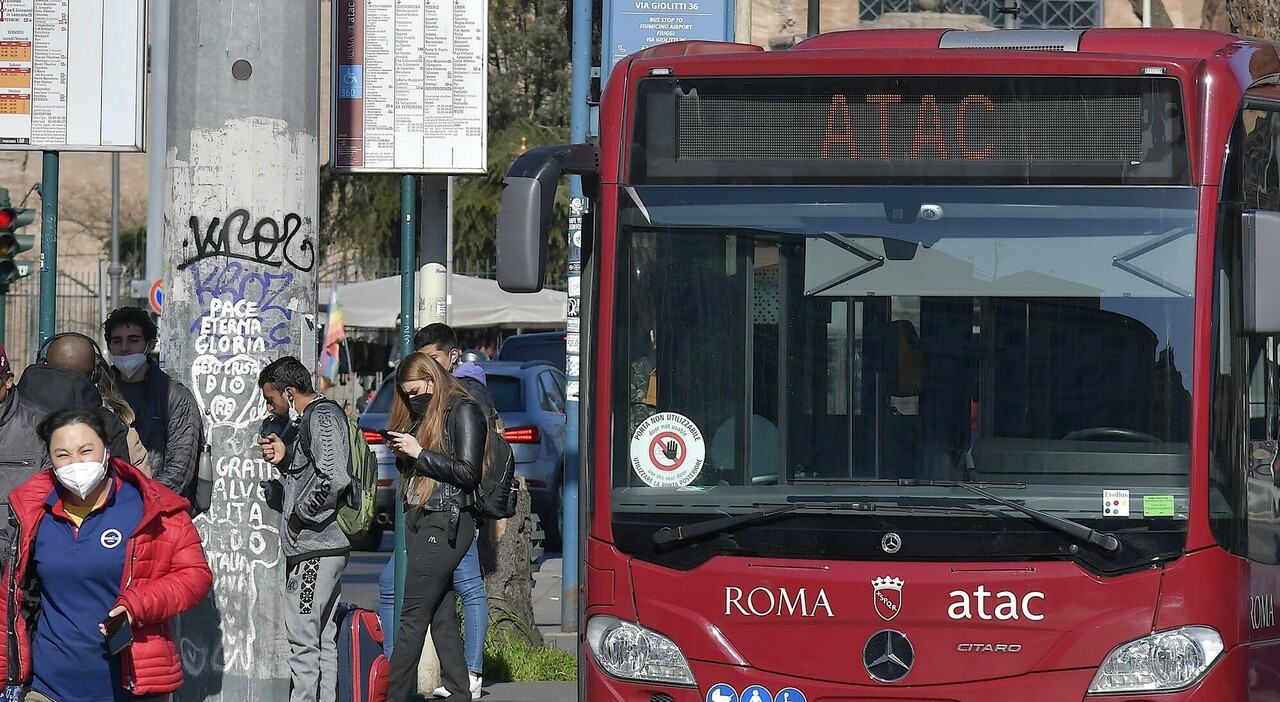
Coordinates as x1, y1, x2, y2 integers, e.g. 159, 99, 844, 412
400, 397, 485, 513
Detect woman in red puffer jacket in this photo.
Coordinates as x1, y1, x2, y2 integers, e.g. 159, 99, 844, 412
1, 408, 212, 701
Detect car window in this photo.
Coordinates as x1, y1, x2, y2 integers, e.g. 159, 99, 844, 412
366, 377, 396, 414
537, 372, 564, 413
487, 375, 524, 413
499, 338, 567, 371
553, 371, 566, 405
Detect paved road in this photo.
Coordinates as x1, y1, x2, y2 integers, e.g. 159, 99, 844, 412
341, 532, 578, 700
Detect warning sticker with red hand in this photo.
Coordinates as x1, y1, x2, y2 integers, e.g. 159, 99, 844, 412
630, 412, 706, 488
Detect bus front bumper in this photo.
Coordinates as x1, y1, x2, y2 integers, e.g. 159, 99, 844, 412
582, 642, 1253, 701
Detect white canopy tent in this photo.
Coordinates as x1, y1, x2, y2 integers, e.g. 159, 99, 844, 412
325, 273, 566, 329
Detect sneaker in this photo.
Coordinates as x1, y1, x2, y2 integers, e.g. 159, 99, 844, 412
431, 674, 482, 699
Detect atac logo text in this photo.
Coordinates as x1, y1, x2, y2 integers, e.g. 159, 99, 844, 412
948, 586, 1045, 621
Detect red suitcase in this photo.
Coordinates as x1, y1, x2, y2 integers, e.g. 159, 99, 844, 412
336, 604, 389, 702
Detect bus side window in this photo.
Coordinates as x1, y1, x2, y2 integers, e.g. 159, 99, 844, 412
1242, 108, 1280, 211
1246, 336, 1280, 565
1241, 104, 1280, 564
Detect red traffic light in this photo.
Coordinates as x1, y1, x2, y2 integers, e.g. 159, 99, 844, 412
0, 208, 16, 231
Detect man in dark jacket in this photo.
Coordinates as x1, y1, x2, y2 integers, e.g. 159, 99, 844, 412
104, 306, 201, 497
0, 336, 131, 501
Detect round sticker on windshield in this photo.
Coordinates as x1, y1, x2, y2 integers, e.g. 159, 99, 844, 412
631, 412, 706, 488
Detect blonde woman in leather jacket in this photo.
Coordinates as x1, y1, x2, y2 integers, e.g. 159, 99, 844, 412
382, 352, 485, 702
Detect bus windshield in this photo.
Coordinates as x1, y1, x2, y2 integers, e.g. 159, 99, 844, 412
611, 185, 1197, 573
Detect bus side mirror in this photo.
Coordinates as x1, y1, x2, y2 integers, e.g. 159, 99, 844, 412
497, 143, 599, 293
1243, 210, 1280, 334
497, 176, 550, 293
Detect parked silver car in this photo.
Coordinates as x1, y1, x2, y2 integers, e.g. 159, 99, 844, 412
478, 361, 568, 545
355, 380, 399, 550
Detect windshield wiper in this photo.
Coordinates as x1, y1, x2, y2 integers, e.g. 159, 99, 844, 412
791, 477, 1027, 489
788, 477, 1119, 553
652, 497, 987, 548
897, 478, 1120, 554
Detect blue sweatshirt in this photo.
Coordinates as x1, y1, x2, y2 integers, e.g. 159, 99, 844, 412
31, 474, 144, 702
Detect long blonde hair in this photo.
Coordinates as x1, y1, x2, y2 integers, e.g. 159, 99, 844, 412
389, 352, 471, 505
95, 356, 135, 425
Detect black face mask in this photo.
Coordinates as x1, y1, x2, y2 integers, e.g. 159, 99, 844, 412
408, 393, 432, 416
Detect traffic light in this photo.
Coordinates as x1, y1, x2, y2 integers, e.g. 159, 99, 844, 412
0, 187, 35, 286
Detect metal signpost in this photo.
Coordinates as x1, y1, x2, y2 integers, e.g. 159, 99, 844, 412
564, 0, 734, 638
330, 0, 488, 640
0, 0, 147, 346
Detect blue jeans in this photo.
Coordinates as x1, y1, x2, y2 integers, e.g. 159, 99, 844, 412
379, 531, 488, 674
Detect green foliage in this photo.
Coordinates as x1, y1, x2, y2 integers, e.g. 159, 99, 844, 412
452, 120, 571, 283
488, 0, 571, 134
318, 165, 401, 275
482, 631, 577, 682
119, 226, 148, 278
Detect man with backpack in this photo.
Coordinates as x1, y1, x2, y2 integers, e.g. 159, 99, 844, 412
104, 306, 202, 496
258, 356, 352, 702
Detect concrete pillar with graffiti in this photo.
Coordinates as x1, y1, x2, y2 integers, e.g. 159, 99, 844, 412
160, 2, 320, 699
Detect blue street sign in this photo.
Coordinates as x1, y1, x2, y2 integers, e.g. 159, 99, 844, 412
338, 65, 362, 99
604, 0, 734, 78
148, 278, 163, 316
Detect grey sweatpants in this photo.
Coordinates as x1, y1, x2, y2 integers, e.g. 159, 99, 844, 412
285, 554, 348, 702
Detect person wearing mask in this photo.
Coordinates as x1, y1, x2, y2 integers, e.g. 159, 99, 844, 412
103, 307, 200, 497
375, 325, 490, 698
384, 353, 485, 702
0, 408, 212, 702
257, 356, 351, 702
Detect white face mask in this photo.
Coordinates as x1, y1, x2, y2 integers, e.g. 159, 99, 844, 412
111, 353, 147, 377
286, 390, 300, 423
54, 451, 109, 501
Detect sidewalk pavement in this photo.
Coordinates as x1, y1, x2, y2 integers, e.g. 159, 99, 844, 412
483, 554, 579, 700
532, 555, 578, 653
477, 680, 578, 701
342, 546, 581, 700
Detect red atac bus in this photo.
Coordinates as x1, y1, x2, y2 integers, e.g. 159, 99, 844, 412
499, 28, 1280, 701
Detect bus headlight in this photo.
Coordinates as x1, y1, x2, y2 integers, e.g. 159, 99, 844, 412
585, 615, 696, 687
1088, 626, 1224, 694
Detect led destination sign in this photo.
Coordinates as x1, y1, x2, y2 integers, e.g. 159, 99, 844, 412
631, 76, 1189, 185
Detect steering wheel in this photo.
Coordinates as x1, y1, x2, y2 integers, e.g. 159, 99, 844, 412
1063, 427, 1162, 443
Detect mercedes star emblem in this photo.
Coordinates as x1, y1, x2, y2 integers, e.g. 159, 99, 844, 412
864, 629, 915, 683
881, 532, 902, 554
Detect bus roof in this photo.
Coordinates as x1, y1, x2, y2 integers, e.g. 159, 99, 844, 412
622, 29, 1280, 87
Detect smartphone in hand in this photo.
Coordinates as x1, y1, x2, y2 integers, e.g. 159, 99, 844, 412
102, 614, 133, 655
